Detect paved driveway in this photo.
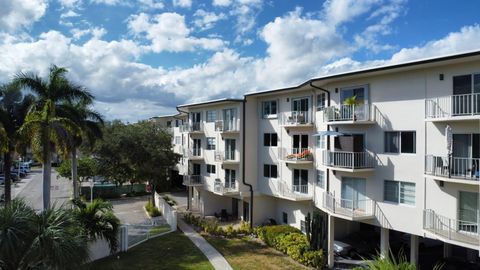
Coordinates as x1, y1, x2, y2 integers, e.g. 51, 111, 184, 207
110, 195, 151, 225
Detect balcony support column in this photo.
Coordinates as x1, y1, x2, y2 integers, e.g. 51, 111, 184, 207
327, 215, 335, 268
443, 243, 452, 259
410, 234, 419, 266
380, 227, 390, 258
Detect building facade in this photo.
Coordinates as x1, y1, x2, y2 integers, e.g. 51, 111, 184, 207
167, 51, 480, 267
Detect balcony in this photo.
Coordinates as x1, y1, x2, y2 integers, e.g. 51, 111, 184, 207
281, 148, 314, 165
322, 150, 376, 172
188, 122, 204, 134
323, 104, 375, 124
183, 175, 204, 186
215, 119, 240, 133
425, 93, 480, 121
280, 111, 314, 128
214, 150, 239, 164
272, 180, 312, 201
423, 209, 479, 250
321, 192, 375, 221
425, 155, 479, 184
213, 180, 239, 195
184, 148, 204, 160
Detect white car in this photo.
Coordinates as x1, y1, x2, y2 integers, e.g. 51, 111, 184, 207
334, 240, 356, 257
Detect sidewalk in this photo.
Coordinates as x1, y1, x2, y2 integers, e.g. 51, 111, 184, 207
177, 219, 233, 270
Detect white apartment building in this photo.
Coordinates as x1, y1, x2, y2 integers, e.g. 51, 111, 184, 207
169, 51, 480, 268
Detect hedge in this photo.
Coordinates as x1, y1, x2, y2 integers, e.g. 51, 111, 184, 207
254, 225, 324, 269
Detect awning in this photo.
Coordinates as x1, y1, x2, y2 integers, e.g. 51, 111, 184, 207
313, 131, 344, 137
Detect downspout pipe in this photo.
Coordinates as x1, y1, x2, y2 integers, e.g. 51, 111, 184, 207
176, 106, 191, 210
242, 99, 254, 229
309, 81, 331, 191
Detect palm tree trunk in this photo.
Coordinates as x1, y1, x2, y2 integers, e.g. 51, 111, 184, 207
71, 147, 78, 199
42, 128, 52, 209
3, 150, 12, 204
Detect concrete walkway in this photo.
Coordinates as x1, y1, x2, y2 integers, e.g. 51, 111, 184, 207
177, 219, 233, 270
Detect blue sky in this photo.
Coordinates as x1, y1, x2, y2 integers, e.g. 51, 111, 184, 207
1, 0, 480, 121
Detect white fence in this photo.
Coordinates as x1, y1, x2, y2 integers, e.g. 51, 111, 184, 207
423, 209, 479, 246
324, 104, 374, 122
322, 192, 375, 219
425, 155, 480, 180
425, 93, 480, 119
322, 150, 376, 169
155, 193, 178, 231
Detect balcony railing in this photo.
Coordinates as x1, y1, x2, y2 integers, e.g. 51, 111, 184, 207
282, 148, 314, 162
322, 150, 376, 170
425, 93, 480, 119
322, 192, 375, 220
215, 119, 240, 132
214, 180, 238, 194
184, 148, 203, 159
425, 155, 480, 181
214, 150, 238, 162
183, 175, 204, 186
324, 104, 374, 123
280, 111, 313, 126
187, 122, 204, 133
274, 180, 312, 201
423, 209, 479, 247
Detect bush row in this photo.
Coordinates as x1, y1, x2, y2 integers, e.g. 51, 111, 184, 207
254, 225, 324, 269
145, 200, 161, 217
183, 212, 252, 237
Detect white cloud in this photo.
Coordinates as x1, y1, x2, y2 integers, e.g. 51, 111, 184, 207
71, 27, 107, 40
0, 0, 48, 32
58, 0, 82, 9
60, 10, 81, 19
172, 0, 192, 8
229, 0, 263, 43
212, 0, 231, 7
193, 9, 227, 30
127, 12, 225, 53
138, 0, 164, 9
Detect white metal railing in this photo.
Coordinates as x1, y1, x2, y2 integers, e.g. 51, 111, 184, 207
183, 175, 203, 186
214, 150, 237, 162
323, 104, 373, 122
281, 111, 312, 125
275, 181, 311, 200
282, 148, 314, 162
215, 119, 240, 132
425, 155, 480, 181
322, 150, 375, 169
188, 122, 203, 132
425, 93, 480, 119
423, 209, 479, 246
214, 180, 238, 194
322, 192, 375, 219
179, 124, 189, 133
184, 148, 203, 159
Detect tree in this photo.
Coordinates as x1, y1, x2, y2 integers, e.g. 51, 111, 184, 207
0, 83, 34, 204
0, 199, 89, 270
71, 198, 120, 252
15, 65, 93, 209
57, 156, 98, 184
92, 121, 180, 203
64, 100, 104, 199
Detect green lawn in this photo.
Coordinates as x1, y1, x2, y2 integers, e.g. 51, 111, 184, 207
84, 231, 214, 270
204, 235, 309, 270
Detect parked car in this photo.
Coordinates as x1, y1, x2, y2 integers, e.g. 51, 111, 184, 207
10, 169, 26, 178
334, 240, 356, 257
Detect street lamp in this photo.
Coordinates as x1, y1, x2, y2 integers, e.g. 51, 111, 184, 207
89, 178, 94, 203
17, 157, 22, 178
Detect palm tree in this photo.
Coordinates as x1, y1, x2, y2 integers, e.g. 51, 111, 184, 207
0, 199, 89, 270
14, 65, 93, 209
0, 83, 34, 204
71, 198, 120, 252
64, 100, 104, 199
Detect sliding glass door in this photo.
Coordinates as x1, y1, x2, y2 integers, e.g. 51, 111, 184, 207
341, 177, 366, 211
459, 191, 478, 233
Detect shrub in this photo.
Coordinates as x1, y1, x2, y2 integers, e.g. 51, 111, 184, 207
145, 200, 161, 217
255, 225, 324, 269
202, 218, 219, 234
239, 220, 251, 234
162, 195, 177, 206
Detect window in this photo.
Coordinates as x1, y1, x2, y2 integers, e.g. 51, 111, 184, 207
263, 164, 278, 178
282, 212, 288, 224
206, 164, 216, 174
206, 111, 217, 122
263, 133, 278, 147
174, 136, 181, 144
316, 136, 326, 149
317, 93, 326, 111
384, 131, 416, 153
262, 101, 277, 118
384, 180, 415, 205
316, 170, 325, 189
300, 220, 306, 233
206, 137, 216, 150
